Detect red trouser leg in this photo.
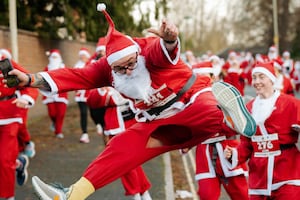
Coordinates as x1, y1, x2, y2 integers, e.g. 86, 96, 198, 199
83, 92, 232, 190
222, 175, 249, 200
47, 102, 67, 134
121, 166, 151, 196
0, 123, 19, 198
18, 109, 30, 152
198, 177, 221, 200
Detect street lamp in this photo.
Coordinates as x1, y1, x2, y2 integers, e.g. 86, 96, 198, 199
272, 0, 279, 52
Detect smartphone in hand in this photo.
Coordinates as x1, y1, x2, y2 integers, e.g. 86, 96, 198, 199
0, 58, 20, 87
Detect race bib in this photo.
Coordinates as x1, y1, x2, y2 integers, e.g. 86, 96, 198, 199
135, 84, 176, 110
251, 133, 281, 157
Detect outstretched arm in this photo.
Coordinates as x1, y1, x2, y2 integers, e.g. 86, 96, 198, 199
3, 69, 51, 91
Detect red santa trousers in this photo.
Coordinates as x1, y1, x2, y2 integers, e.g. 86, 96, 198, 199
197, 175, 249, 200
46, 102, 67, 135
121, 166, 151, 195
83, 92, 235, 189
17, 109, 31, 152
0, 123, 19, 198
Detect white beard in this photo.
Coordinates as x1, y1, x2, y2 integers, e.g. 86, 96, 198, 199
48, 57, 64, 70
268, 52, 277, 60
74, 60, 86, 69
112, 56, 152, 102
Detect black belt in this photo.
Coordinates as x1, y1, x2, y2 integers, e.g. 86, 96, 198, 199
280, 143, 296, 150
121, 109, 135, 121
147, 73, 197, 116
0, 94, 17, 101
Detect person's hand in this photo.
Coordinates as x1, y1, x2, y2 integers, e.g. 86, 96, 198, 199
12, 98, 30, 109
147, 19, 178, 43
224, 145, 233, 159
1, 69, 29, 87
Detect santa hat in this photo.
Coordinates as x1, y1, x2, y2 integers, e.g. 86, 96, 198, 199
78, 47, 91, 58
96, 37, 106, 52
282, 51, 290, 57
97, 3, 138, 65
192, 61, 213, 74
46, 49, 61, 58
0, 48, 12, 60
273, 58, 283, 70
252, 62, 276, 83
269, 45, 277, 52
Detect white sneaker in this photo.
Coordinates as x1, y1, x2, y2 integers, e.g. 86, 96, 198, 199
96, 124, 103, 135
79, 133, 90, 143
212, 81, 256, 137
132, 193, 142, 200
32, 176, 68, 200
56, 133, 64, 139
142, 191, 152, 200
24, 141, 36, 158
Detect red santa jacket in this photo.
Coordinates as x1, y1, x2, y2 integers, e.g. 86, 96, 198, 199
39, 37, 212, 120
42, 65, 68, 105
87, 87, 137, 135
0, 60, 38, 125
231, 92, 300, 196
195, 133, 248, 181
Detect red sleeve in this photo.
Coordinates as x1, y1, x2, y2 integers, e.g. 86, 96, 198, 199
46, 58, 113, 93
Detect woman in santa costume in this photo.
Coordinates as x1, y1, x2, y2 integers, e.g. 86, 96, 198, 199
224, 61, 300, 199
0, 56, 37, 199
87, 86, 152, 200
73, 47, 91, 143
192, 61, 249, 200
7, 3, 257, 200
42, 49, 68, 139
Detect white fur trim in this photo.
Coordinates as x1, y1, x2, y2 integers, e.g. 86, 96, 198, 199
20, 94, 35, 107
107, 45, 138, 65
160, 38, 180, 65
252, 67, 276, 83
39, 72, 59, 96
193, 68, 213, 74
97, 3, 106, 11
96, 46, 106, 52
0, 118, 23, 125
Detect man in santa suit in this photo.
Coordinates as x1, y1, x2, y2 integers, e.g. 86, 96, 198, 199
73, 47, 91, 143
192, 61, 249, 200
8, 3, 257, 200
281, 51, 295, 78
87, 86, 152, 200
273, 59, 295, 96
0, 55, 38, 199
0, 49, 38, 158
86, 37, 107, 136
42, 49, 68, 139
224, 62, 300, 199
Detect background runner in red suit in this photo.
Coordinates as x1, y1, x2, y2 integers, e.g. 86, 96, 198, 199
0, 57, 37, 199
73, 47, 91, 143
225, 62, 300, 200
8, 3, 256, 200
87, 86, 152, 200
42, 49, 68, 139
192, 61, 249, 200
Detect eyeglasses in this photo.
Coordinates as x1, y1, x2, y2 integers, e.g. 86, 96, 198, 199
112, 55, 138, 74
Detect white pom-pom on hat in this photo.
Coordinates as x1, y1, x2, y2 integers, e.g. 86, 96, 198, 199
97, 3, 106, 12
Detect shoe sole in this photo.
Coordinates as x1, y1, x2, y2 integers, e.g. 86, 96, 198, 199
32, 176, 63, 200
212, 81, 256, 137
